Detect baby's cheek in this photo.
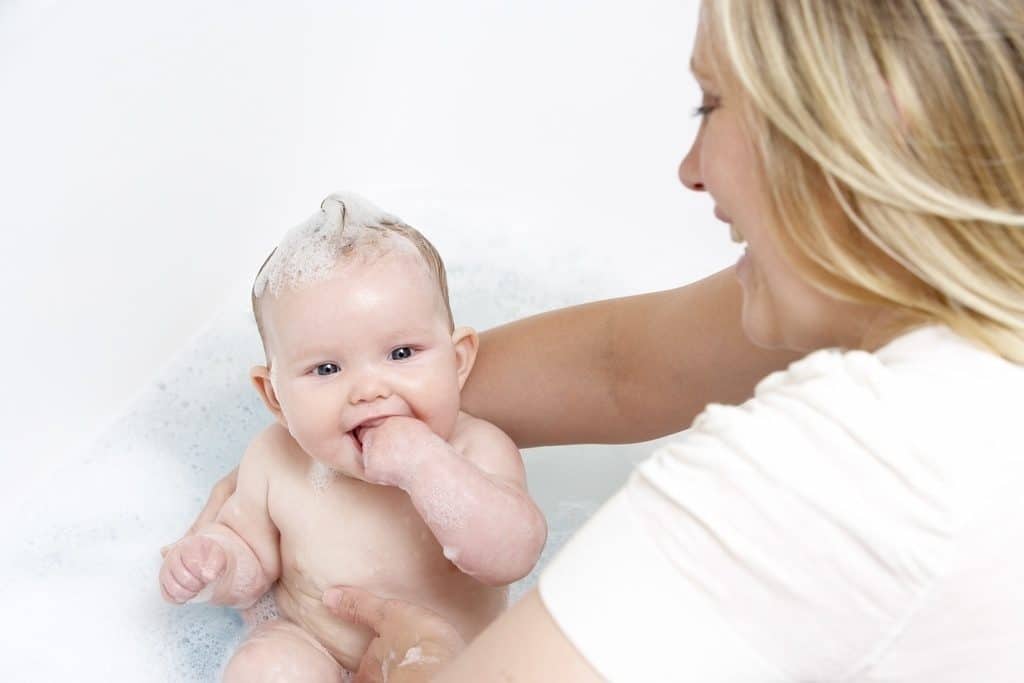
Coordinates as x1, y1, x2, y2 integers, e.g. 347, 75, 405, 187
423, 399, 461, 441
289, 421, 334, 459
311, 433, 361, 470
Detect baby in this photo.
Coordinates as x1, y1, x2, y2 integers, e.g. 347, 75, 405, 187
159, 193, 547, 680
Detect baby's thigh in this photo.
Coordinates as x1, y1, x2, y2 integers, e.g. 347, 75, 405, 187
223, 619, 351, 683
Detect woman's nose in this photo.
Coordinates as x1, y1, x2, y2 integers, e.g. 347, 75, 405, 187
678, 136, 705, 192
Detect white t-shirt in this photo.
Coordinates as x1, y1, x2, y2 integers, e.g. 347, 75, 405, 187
539, 326, 1024, 682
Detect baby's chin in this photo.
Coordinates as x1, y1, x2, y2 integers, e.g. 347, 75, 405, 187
303, 433, 365, 480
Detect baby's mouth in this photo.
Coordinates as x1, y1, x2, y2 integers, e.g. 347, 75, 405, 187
350, 417, 389, 449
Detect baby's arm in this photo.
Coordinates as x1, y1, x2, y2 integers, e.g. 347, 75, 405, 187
159, 426, 282, 608
360, 415, 547, 586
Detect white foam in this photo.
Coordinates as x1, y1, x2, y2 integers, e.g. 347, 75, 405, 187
0, 248, 646, 681
309, 460, 340, 494
253, 191, 411, 299
186, 583, 216, 605
422, 485, 468, 531
243, 591, 281, 627
398, 646, 441, 668
381, 649, 397, 682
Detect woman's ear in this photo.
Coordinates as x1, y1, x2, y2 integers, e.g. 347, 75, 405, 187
250, 365, 288, 428
451, 326, 479, 390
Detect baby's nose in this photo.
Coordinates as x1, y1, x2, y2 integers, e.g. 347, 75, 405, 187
348, 370, 391, 404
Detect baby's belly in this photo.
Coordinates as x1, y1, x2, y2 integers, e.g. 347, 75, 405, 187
271, 580, 373, 672
271, 559, 508, 672
267, 474, 509, 670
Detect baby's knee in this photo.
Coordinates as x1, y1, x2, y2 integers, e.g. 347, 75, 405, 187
223, 621, 346, 683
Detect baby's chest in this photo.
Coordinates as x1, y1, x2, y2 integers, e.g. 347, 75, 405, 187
269, 471, 449, 588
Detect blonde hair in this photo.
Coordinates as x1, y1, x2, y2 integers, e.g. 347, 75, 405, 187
704, 0, 1024, 362
252, 217, 455, 346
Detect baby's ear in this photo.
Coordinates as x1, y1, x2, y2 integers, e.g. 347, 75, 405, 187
250, 365, 287, 427
451, 327, 479, 390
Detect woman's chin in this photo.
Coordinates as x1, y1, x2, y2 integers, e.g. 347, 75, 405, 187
740, 299, 769, 346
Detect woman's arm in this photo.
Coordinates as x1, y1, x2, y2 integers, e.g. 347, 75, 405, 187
461, 268, 797, 447
323, 587, 599, 683
167, 268, 794, 547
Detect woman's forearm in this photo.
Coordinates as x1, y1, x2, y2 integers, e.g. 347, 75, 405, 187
461, 268, 797, 447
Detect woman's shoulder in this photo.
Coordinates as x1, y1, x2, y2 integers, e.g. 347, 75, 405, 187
629, 325, 1024, 679
649, 325, 1020, 508
623, 326, 1023, 680
694, 324, 1020, 438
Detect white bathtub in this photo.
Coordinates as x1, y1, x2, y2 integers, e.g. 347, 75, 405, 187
0, 4, 732, 677
0, 260, 667, 681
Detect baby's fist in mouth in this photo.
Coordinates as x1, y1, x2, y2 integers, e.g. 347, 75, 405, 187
358, 416, 440, 487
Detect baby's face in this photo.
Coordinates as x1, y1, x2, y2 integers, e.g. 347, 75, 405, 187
258, 250, 468, 473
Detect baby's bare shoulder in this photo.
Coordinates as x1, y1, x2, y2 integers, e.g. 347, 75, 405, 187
451, 411, 510, 446
450, 412, 525, 481
242, 422, 305, 473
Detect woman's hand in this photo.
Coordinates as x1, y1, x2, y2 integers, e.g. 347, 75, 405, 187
322, 586, 464, 683
160, 466, 239, 557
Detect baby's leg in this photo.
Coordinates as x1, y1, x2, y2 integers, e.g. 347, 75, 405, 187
223, 619, 351, 683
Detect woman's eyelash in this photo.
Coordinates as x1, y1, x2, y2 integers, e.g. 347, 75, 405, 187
692, 103, 717, 118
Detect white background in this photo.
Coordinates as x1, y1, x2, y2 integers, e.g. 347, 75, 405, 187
0, 0, 734, 487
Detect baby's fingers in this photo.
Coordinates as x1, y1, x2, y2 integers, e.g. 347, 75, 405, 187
179, 537, 227, 584
159, 561, 198, 603
168, 552, 205, 593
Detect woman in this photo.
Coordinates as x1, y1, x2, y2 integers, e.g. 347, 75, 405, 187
184, 1, 1024, 680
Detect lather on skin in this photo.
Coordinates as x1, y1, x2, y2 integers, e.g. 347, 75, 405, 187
160, 194, 547, 679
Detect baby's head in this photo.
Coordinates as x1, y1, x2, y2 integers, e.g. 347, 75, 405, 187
249, 193, 477, 475
252, 192, 454, 343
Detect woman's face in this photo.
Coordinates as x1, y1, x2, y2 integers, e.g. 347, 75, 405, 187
678, 14, 880, 352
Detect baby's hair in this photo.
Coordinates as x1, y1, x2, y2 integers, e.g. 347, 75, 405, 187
704, 0, 1024, 361
252, 193, 454, 349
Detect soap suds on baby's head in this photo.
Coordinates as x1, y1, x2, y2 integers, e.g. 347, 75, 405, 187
253, 192, 419, 300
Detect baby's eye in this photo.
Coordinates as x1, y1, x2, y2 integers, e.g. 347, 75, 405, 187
314, 363, 340, 376
390, 347, 414, 361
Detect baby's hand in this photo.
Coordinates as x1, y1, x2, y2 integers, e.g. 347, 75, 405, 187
159, 535, 227, 604
359, 416, 439, 488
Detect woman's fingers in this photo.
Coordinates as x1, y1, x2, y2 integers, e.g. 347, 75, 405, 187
324, 586, 395, 632
352, 640, 391, 683
324, 586, 461, 642
323, 586, 465, 683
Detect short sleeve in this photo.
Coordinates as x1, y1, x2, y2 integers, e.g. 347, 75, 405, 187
539, 482, 788, 682
539, 348, 955, 682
